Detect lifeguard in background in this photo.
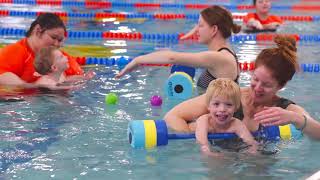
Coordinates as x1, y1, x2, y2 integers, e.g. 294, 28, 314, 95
243, 0, 283, 32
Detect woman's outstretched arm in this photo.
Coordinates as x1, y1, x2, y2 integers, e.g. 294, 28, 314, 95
115, 50, 229, 78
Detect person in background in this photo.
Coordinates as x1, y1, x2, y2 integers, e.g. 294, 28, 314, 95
243, 0, 283, 31
0, 13, 94, 88
116, 5, 241, 90
196, 78, 258, 157
164, 35, 320, 141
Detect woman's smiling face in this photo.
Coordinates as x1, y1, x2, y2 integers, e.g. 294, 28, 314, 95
250, 65, 282, 104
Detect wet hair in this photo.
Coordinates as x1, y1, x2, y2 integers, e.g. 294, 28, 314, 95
200, 5, 241, 38
255, 35, 298, 87
34, 46, 57, 75
206, 78, 241, 110
253, 0, 271, 5
26, 13, 66, 37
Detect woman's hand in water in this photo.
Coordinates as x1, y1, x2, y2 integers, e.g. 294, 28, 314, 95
254, 106, 294, 126
200, 145, 223, 158
115, 58, 139, 78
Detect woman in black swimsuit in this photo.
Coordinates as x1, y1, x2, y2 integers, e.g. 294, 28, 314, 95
115, 5, 241, 89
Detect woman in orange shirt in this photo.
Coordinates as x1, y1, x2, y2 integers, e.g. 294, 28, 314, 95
243, 0, 283, 31
0, 13, 93, 87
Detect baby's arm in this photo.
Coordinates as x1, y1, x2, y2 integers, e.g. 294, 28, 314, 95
65, 70, 95, 83
65, 75, 83, 83
36, 76, 80, 90
233, 119, 258, 154
196, 115, 220, 157
35, 76, 57, 87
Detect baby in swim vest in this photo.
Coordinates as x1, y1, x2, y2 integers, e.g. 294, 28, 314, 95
34, 46, 83, 90
195, 78, 258, 156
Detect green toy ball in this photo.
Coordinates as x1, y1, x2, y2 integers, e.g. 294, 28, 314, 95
105, 93, 118, 105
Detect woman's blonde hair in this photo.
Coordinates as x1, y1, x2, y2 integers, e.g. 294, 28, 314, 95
205, 78, 241, 109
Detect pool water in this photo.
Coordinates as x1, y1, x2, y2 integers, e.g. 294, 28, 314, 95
0, 0, 320, 179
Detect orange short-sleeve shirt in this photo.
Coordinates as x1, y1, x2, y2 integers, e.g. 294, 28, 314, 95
243, 13, 283, 25
0, 38, 84, 83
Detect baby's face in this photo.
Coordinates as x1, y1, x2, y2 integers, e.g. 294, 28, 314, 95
52, 50, 69, 71
208, 96, 236, 126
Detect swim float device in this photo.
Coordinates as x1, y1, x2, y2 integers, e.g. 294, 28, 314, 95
164, 72, 194, 100
128, 120, 302, 149
165, 65, 196, 100
170, 65, 195, 79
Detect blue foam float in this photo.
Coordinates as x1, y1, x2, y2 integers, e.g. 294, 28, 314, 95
165, 72, 194, 100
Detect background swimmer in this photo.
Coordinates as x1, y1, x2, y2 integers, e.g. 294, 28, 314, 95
243, 0, 282, 31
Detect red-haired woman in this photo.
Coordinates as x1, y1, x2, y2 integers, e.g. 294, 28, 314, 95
164, 35, 320, 140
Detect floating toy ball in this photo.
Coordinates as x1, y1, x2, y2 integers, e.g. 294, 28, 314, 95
170, 65, 195, 79
128, 120, 302, 149
105, 93, 118, 105
165, 72, 194, 100
150, 95, 162, 106
117, 56, 129, 70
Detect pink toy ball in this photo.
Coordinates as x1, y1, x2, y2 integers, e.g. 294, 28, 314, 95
150, 95, 163, 106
